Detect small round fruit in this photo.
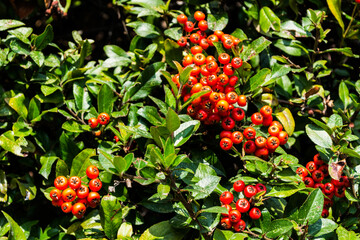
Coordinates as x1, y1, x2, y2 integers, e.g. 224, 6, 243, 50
278, 131, 288, 145
54, 176, 68, 190
62, 188, 77, 202
233, 180, 245, 192
303, 177, 315, 188
194, 11, 206, 21
237, 95, 247, 107
266, 136, 280, 150
221, 204, 232, 217
68, 176, 81, 189
255, 183, 267, 193
324, 182, 335, 195
233, 219, 246, 232
177, 36, 187, 47
231, 131, 243, 145
306, 161, 317, 173
61, 202, 73, 213
50, 188, 62, 201
220, 191, 234, 204
231, 57, 243, 69
87, 191, 101, 206
77, 185, 90, 199
260, 105, 272, 118
52, 198, 64, 207
220, 217, 232, 229
89, 178, 102, 192
244, 185, 257, 198
72, 202, 86, 218
268, 125, 280, 137
255, 136, 267, 148
88, 117, 98, 129
312, 170, 324, 183
198, 20, 208, 31
231, 108, 245, 121
243, 127, 256, 140
244, 140, 256, 154
177, 14, 187, 24
236, 198, 250, 213
251, 112, 263, 125
255, 147, 269, 160
249, 207, 261, 220
321, 208, 329, 218
221, 117, 235, 131
296, 167, 308, 179
86, 165, 99, 179
220, 137, 233, 151
184, 21, 194, 32
334, 186, 346, 198
313, 153, 324, 165
229, 209, 241, 222
97, 112, 110, 125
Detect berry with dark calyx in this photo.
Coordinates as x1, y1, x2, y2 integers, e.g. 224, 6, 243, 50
221, 117, 235, 131
68, 176, 81, 190
266, 136, 280, 150
334, 186, 346, 198
177, 36, 187, 47
244, 140, 256, 154
77, 185, 90, 199
236, 198, 250, 213
321, 208, 329, 218
231, 108, 245, 121
54, 176, 68, 190
97, 112, 110, 125
306, 161, 317, 173
50, 188, 62, 201
260, 105, 272, 118
243, 127, 256, 140
313, 153, 324, 165
88, 117, 98, 129
303, 177, 315, 188
249, 207, 262, 220
255, 183, 267, 193
184, 21, 194, 32
244, 185, 258, 198
220, 191, 234, 204
62, 188, 76, 202
220, 217, 232, 229
87, 191, 101, 207
220, 137, 233, 151
270, 121, 283, 132
231, 57, 243, 69
72, 202, 86, 218
233, 180, 245, 192
278, 131, 288, 145
61, 202, 73, 213
255, 147, 269, 160
86, 165, 99, 179
331, 178, 345, 187
221, 204, 232, 217
312, 170, 324, 183
296, 167, 308, 179
324, 182, 335, 195
318, 165, 329, 177
314, 183, 324, 191
198, 20, 208, 31
233, 219, 246, 232
231, 131, 243, 145
229, 209, 241, 222
89, 178, 102, 192
251, 112, 263, 125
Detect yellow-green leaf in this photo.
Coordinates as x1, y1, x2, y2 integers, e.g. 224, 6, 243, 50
275, 107, 295, 136
326, 0, 344, 31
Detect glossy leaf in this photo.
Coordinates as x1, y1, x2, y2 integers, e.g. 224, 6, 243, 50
166, 108, 180, 133
306, 124, 333, 148
39, 156, 58, 179
33, 24, 54, 51
2, 211, 26, 240
339, 81, 351, 110
326, 0, 344, 31
173, 120, 200, 147
0, 20, 25, 31
259, 7, 281, 33
98, 83, 114, 115
298, 188, 324, 225
70, 149, 96, 177
100, 195, 123, 240
139, 221, 186, 240
275, 107, 295, 136
265, 219, 293, 239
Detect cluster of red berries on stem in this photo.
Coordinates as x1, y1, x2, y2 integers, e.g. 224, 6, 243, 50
88, 112, 110, 137
50, 165, 102, 219
220, 105, 288, 159
219, 180, 266, 231
296, 153, 350, 218
175, 12, 288, 158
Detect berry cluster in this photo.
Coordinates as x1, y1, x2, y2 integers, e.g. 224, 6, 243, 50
175, 12, 288, 158
296, 154, 350, 218
219, 181, 266, 231
220, 106, 288, 159
88, 112, 110, 136
49, 165, 102, 219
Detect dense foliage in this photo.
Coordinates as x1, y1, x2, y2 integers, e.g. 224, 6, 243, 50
1, 0, 360, 239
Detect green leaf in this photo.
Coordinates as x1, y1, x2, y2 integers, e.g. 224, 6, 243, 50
339, 81, 351, 110
113, 154, 133, 175
62, 120, 91, 133
327, 114, 343, 129
336, 225, 360, 240
207, 12, 228, 31
104, 45, 128, 58
14, 179, 37, 200
164, 39, 182, 69
0, 20, 25, 31
29, 51, 45, 67
201, 206, 228, 214
7, 93, 28, 119
309, 218, 338, 237
8, 27, 32, 44
0, 170, 7, 202
137, 106, 164, 126
98, 84, 114, 115
298, 188, 324, 225
309, 117, 333, 136
77, 40, 92, 68
259, 7, 281, 33
100, 195, 123, 240
33, 25, 54, 51
265, 219, 293, 239
74, 81, 91, 111
173, 120, 200, 147
306, 124, 333, 148
117, 222, 133, 239
70, 149, 96, 177
326, 0, 344, 31
39, 156, 58, 179
274, 39, 308, 57
345, 189, 359, 202
275, 107, 295, 136
166, 108, 180, 133
0, 133, 24, 157
2, 211, 26, 240
164, 27, 182, 41
241, 37, 271, 61
267, 185, 305, 198
164, 85, 176, 110
179, 65, 193, 85
245, 68, 271, 92
139, 221, 187, 240
127, 21, 159, 38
